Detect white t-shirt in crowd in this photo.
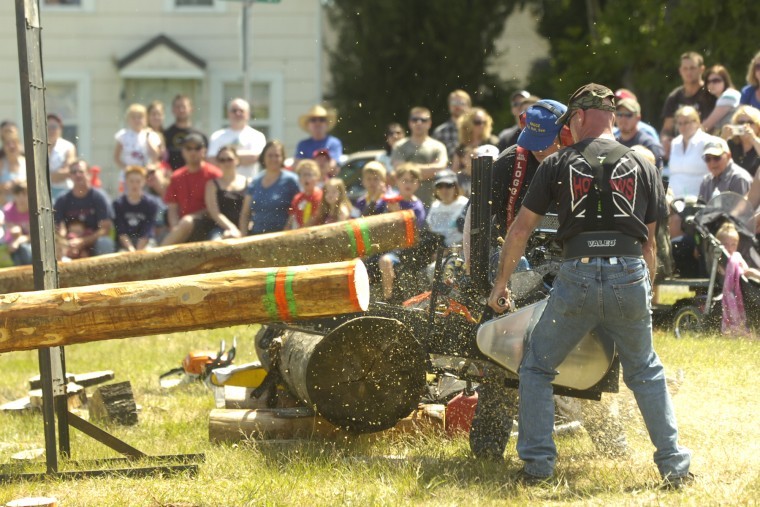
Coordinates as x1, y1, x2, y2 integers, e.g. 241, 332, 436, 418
49, 137, 76, 195
426, 195, 468, 246
114, 128, 160, 167
207, 125, 266, 180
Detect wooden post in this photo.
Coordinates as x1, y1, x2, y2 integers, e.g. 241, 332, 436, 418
274, 317, 428, 433
0, 260, 369, 354
0, 211, 417, 294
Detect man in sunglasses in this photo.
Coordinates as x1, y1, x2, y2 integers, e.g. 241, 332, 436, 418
433, 89, 472, 158
697, 137, 752, 203
294, 104, 343, 173
391, 106, 449, 204
614, 97, 665, 169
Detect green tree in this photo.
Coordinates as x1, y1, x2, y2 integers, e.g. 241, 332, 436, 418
524, 0, 760, 129
326, 0, 516, 152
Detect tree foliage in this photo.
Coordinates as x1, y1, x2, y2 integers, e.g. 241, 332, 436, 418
326, 0, 516, 151
523, 0, 760, 127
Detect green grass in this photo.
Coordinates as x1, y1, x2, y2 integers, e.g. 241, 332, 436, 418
0, 325, 757, 506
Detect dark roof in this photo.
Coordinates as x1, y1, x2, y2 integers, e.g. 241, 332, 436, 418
116, 34, 206, 70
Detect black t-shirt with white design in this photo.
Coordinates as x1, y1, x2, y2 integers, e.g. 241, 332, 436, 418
521, 138, 667, 243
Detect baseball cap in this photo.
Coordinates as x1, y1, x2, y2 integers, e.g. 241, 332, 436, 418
182, 132, 206, 148
434, 169, 457, 186
555, 83, 616, 125
616, 98, 641, 115
517, 99, 567, 151
312, 148, 331, 159
614, 88, 637, 102
702, 136, 729, 157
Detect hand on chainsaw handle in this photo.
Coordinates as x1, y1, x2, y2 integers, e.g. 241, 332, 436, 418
487, 285, 512, 313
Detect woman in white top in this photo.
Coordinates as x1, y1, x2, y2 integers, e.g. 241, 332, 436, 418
668, 105, 711, 199
426, 169, 468, 246
113, 103, 161, 192
701, 65, 741, 135
47, 113, 77, 201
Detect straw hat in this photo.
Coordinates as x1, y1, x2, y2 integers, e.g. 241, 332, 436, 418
298, 105, 337, 132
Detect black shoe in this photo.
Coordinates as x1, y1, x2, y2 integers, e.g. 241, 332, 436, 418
514, 468, 552, 486
660, 472, 695, 490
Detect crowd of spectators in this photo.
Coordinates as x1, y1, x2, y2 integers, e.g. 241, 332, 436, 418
2, 50, 760, 306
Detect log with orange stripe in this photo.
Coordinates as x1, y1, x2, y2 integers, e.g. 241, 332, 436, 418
0, 260, 369, 354
0, 211, 417, 294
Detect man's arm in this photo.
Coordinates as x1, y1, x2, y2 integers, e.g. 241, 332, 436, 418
166, 203, 180, 229
487, 207, 543, 312
642, 221, 658, 283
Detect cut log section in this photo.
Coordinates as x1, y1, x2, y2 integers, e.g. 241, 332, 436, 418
89, 381, 137, 426
29, 382, 86, 410
208, 407, 337, 443
0, 210, 417, 294
6, 498, 58, 507
0, 260, 369, 354
276, 317, 428, 433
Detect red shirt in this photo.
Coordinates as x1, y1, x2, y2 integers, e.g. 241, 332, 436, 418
163, 162, 222, 217
290, 188, 323, 227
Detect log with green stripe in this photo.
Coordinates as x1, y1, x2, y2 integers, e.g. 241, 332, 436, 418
0, 260, 369, 354
0, 211, 417, 294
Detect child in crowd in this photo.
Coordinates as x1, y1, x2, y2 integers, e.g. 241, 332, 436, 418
310, 178, 352, 225
355, 161, 388, 216
717, 221, 760, 336
289, 160, 323, 229
2, 181, 31, 265
312, 149, 337, 184
426, 169, 468, 246
112, 165, 161, 252
379, 163, 426, 301
62, 218, 90, 260
113, 103, 162, 192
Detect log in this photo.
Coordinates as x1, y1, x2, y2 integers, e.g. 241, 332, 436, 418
6, 498, 58, 507
0, 211, 417, 294
29, 382, 86, 410
276, 316, 428, 433
89, 381, 137, 426
0, 260, 369, 353
208, 407, 337, 443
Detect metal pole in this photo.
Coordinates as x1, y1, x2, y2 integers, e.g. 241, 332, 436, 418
14, 0, 67, 473
242, 0, 253, 102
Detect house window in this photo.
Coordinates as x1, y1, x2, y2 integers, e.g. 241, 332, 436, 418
46, 83, 80, 148
222, 82, 272, 138
42, 0, 95, 11
166, 0, 225, 11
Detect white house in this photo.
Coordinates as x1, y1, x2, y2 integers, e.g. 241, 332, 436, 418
0, 0, 324, 194
0, 1, 547, 195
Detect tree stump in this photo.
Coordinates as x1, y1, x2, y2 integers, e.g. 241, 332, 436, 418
277, 316, 428, 433
89, 381, 137, 426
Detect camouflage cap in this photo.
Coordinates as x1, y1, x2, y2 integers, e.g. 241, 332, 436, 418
555, 83, 616, 125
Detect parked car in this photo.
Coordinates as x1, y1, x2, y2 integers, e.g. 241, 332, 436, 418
338, 149, 385, 203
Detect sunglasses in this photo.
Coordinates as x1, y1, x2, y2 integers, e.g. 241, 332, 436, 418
706, 77, 724, 84
230, 108, 245, 113
472, 119, 486, 126
217, 157, 235, 163
387, 130, 403, 136
435, 183, 455, 189
309, 117, 327, 123
737, 119, 755, 126
755, 63, 760, 71
615, 111, 635, 118
703, 154, 723, 163
183, 145, 203, 151
410, 117, 430, 123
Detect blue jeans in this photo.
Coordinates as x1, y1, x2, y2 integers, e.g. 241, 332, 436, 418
517, 256, 691, 479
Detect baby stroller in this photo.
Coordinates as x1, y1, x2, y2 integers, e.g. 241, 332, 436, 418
672, 192, 760, 338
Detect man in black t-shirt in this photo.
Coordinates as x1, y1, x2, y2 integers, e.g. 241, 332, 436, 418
488, 83, 693, 488
660, 52, 717, 139
164, 94, 208, 171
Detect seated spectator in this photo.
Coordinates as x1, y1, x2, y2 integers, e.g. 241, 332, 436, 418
701, 65, 741, 135
310, 178, 352, 225
379, 164, 426, 300
452, 108, 499, 196
426, 169, 468, 247
47, 113, 77, 201
615, 98, 665, 168
698, 137, 752, 204
203, 145, 247, 240
54, 159, 115, 258
668, 197, 700, 278
112, 165, 161, 252
62, 219, 90, 260
613, 89, 660, 141
433, 89, 472, 158
0, 128, 26, 205
161, 133, 222, 246
739, 51, 760, 109
113, 103, 162, 191
312, 148, 336, 185
208, 98, 266, 180
288, 160, 323, 229
354, 161, 389, 217
2, 181, 31, 265
376, 122, 405, 175
239, 140, 299, 235
668, 105, 711, 198
497, 91, 536, 152
293, 105, 343, 172
721, 105, 760, 177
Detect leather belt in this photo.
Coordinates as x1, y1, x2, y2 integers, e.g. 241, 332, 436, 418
563, 231, 643, 260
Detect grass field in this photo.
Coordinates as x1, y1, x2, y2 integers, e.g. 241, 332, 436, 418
0, 324, 757, 506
